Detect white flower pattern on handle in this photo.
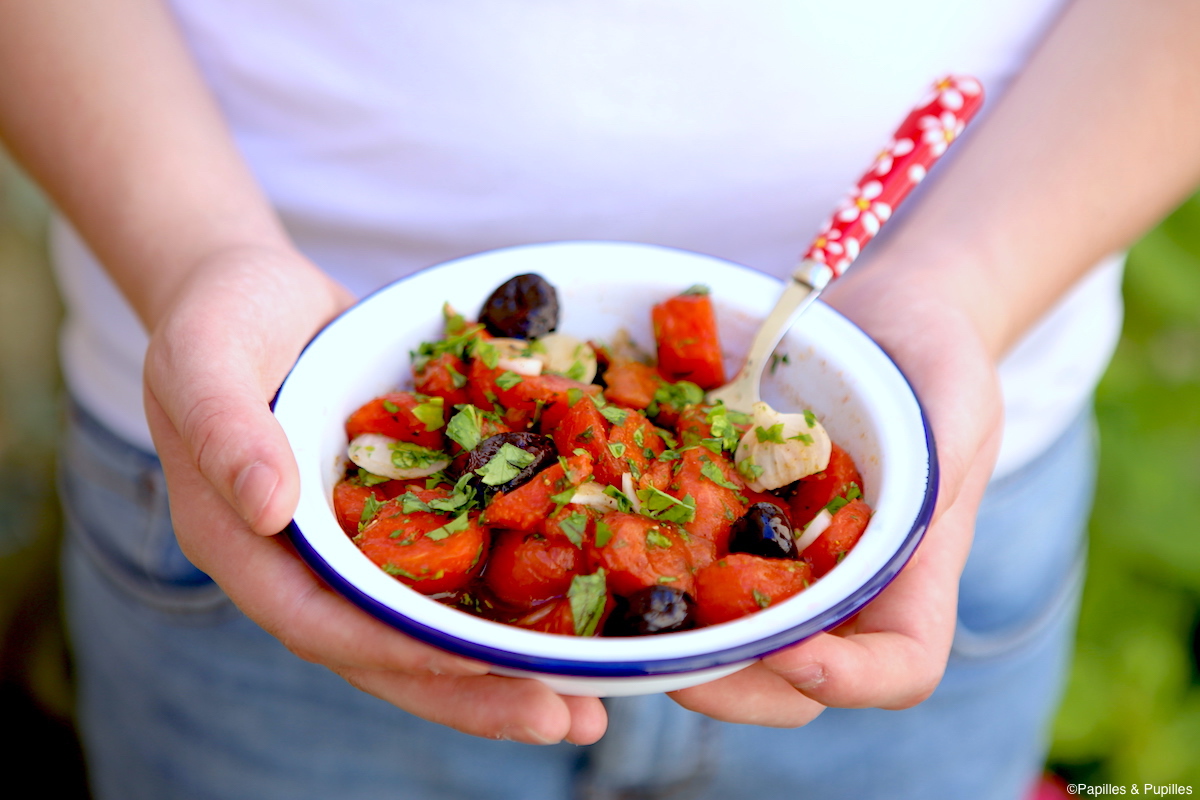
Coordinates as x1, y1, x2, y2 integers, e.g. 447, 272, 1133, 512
917, 110, 965, 157
920, 75, 984, 112
836, 180, 892, 237
872, 137, 915, 177
803, 75, 984, 277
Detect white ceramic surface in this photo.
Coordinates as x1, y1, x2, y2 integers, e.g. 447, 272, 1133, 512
273, 241, 936, 696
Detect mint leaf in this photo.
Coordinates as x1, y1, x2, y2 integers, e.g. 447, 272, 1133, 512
358, 493, 386, 530
425, 511, 470, 541
755, 424, 786, 444
411, 396, 445, 431
446, 405, 484, 451
568, 569, 608, 637
559, 512, 589, 548
495, 371, 523, 390
474, 442, 536, 486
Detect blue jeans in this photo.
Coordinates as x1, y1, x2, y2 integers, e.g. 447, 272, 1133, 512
59, 399, 1094, 800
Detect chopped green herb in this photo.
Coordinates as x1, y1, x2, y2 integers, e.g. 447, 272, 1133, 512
699, 459, 740, 490
424, 471, 451, 490
594, 520, 614, 547
565, 360, 587, 382
358, 493, 386, 530
657, 575, 679, 584
568, 570, 608, 636
356, 468, 391, 487
474, 443, 537, 486
789, 432, 814, 445
706, 404, 742, 452
803, 409, 818, 428
737, 457, 764, 482
390, 442, 449, 472
645, 529, 673, 549
550, 485, 577, 514
471, 338, 500, 369
650, 380, 704, 416
602, 485, 633, 513
636, 488, 697, 525
442, 303, 468, 336
382, 563, 418, 580
607, 442, 627, 459
566, 387, 585, 407
558, 512, 589, 548
655, 427, 679, 449
681, 284, 710, 296
382, 399, 401, 414
427, 475, 478, 513
411, 396, 445, 431
755, 424, 786, 444
398, 491, 432, 514
752, 589, 772, 609
495, 371, 524, 390
599, 405, 630, 426
446, 405, 485, 451
825, 496, 850, 514
425, 512, 470, 541
768, 352, 790, 375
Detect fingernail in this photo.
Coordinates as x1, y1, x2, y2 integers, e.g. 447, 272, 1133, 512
782, 663, 826, 690
234, 461, 278, 527
498, 724, 558, 745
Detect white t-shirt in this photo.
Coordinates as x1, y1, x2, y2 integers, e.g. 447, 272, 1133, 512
51, 0, 1123, 478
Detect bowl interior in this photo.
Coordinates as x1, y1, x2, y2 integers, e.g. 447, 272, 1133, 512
274, 241, 934, 675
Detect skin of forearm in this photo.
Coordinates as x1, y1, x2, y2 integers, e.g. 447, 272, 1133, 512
845, 0, 1200, 360
0, 0, 292, 331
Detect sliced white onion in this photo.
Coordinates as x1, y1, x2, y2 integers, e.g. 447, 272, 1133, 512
794, 508, 833, 554
347, 433, 449, 480
496, 355, 544, 376
568, 481, 623, 512
621, 473, 641, 514
532, 333, 597, 383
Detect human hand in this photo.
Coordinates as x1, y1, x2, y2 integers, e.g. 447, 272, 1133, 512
142, 245, 609, 745
669, 258, 1004, 726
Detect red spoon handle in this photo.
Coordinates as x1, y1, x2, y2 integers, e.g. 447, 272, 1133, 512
804, 75, 984, 277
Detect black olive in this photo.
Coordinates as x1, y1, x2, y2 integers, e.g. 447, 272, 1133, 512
463, 431, 557, 497
604, 585, 697, 636
728, 502, 799, 560
479, 273, 560, 340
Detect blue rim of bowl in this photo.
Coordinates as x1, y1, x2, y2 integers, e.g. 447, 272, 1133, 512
278, 291, 940, 678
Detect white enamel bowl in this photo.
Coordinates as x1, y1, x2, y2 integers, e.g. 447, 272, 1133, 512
274, 241, 937, 696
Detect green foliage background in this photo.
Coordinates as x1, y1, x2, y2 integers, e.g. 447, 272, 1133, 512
1049, 195, 1200, 785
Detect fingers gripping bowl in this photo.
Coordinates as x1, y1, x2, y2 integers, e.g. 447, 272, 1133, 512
274, 241, 937, 696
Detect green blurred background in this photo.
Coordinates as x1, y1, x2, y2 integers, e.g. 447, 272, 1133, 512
1, 149, 1197, 795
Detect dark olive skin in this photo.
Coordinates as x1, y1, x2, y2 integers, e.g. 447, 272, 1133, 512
604, 585, 697, 636
728, 502, 799, 560
478, 273, 560, 339
462, 431, 557, 497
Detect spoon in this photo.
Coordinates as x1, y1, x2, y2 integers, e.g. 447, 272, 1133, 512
706, 75, 984, 412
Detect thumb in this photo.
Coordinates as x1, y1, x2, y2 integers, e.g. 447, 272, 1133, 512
142, 267, 318, 536
144, 352, 301, 535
